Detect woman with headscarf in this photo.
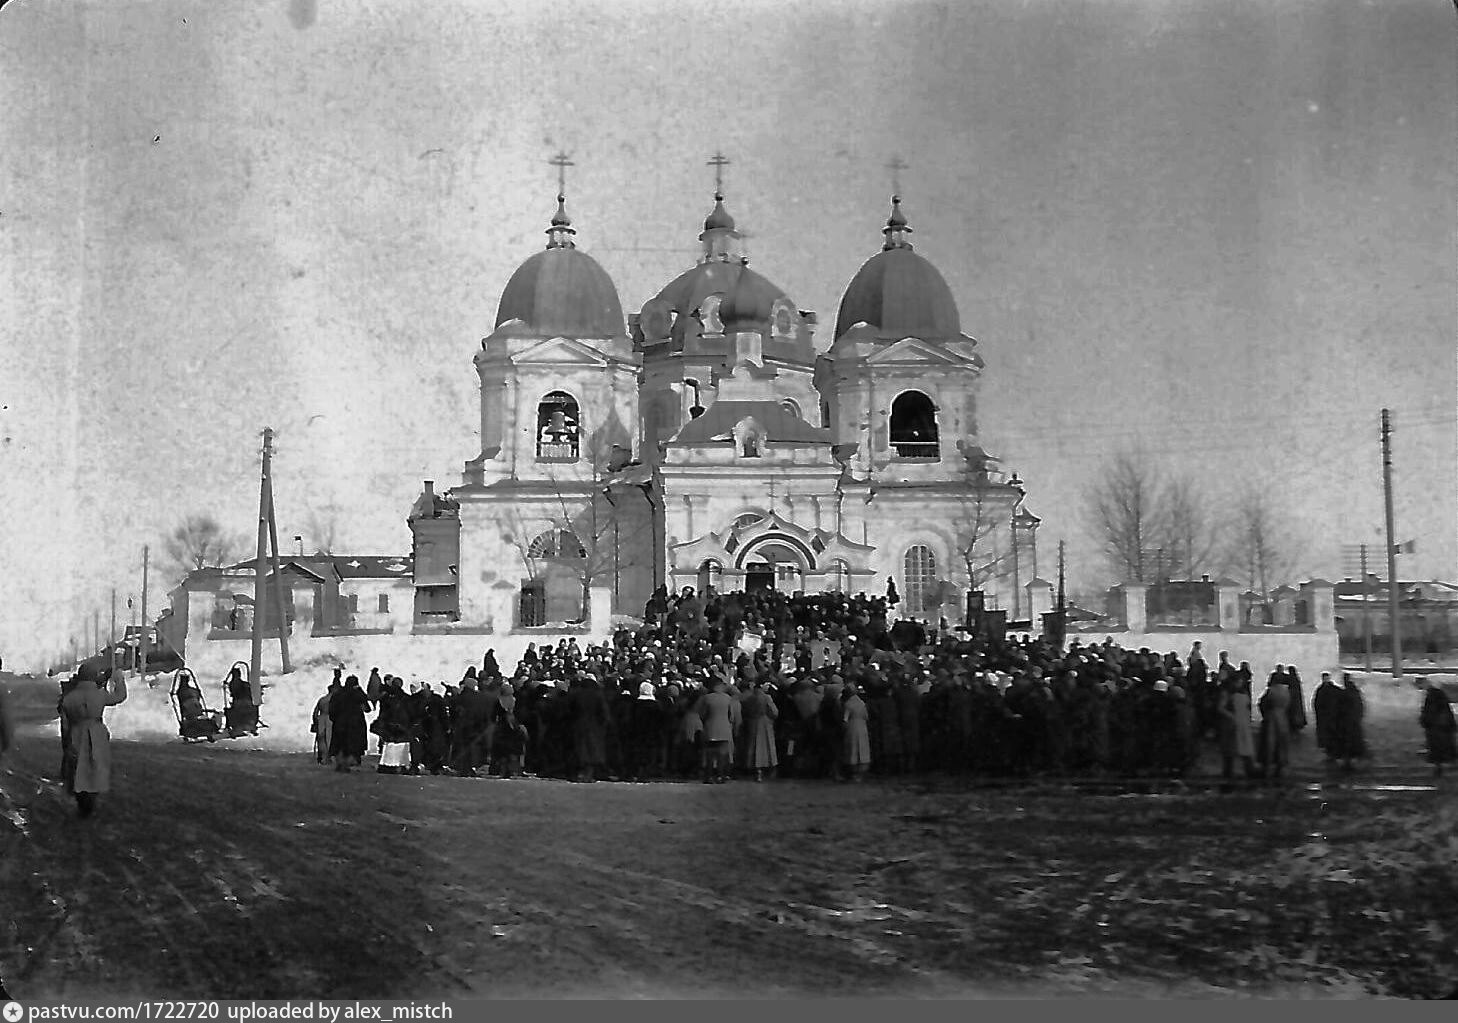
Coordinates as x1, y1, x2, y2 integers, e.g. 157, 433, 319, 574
59, 666, 128, 817
1328, 673, 1368, 771
328, 675, 370, 772
1418, 678, 1456, 776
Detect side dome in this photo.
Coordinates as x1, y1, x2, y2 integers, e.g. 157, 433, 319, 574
495, 246, 625, 338
833, 197, 962, 342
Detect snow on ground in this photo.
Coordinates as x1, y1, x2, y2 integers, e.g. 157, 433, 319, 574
80, 630, 609, 753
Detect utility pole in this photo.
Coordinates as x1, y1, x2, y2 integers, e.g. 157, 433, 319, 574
139, 545, 150, 681
1381, 408, 1402, 678
1054, 539, 1067, 650
92, 609, 99, 662
249, 429, 270, 705
263, 432, 292, 680
110, 588, 117, 670
1359, 543, 1372, 673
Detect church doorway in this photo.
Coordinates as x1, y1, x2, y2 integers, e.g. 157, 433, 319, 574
745, 562, 775, 592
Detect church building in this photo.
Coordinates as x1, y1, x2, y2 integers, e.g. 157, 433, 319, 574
408, 169, 1042, 633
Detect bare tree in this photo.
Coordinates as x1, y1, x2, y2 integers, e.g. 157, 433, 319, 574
1163, 474, 1225, 580
953, 479, 1015, 596
165, 514, 243, 582
1227, 487, 1302, 602
1085, 451, 1168, 582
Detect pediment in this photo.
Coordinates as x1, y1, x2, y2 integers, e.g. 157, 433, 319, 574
512, 337, 611, 367
865, 337, 964, 367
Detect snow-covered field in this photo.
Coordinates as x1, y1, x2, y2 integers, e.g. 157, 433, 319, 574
46, 631, 609, 753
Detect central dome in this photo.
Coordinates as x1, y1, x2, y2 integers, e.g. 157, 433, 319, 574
495, 246, 624, 338
654, 261, 787, 334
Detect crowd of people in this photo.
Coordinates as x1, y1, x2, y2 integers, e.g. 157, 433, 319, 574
304, 588, 1458, 783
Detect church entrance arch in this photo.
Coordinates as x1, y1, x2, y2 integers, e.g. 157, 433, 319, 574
736, 535, 812, 594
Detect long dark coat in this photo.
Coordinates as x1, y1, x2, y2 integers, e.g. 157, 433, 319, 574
1328, 684, 1367, 760
1313, 680, 1343, 752
1419, 688, 1457, 765
328, 683, 370, 761
893, 680, 922, 766
567, 679, 610, 768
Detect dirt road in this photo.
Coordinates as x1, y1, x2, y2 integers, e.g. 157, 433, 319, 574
2, 676, 1454, 999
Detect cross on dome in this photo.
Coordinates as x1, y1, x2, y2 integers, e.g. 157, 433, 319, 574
707, 151, 730, 199
545, 152, 577, 249
886, 155, 909, 196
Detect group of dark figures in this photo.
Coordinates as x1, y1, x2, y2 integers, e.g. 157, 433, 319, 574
302, 589, 1458, 784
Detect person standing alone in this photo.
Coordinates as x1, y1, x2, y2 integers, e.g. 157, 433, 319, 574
59, 665, 129, 817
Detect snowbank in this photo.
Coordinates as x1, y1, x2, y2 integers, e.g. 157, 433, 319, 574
102, 630, 608, 753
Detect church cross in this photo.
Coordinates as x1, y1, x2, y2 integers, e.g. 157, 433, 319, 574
887, 155, 909, 196
707, 151, 730, 196
549, 151, 574, 195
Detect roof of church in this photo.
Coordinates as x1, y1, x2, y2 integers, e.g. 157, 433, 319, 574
669, 400, 832, 446
495, 246, 624, 339
652, 260, 788, 333
835, 246, 962, 341
834, 198, 962, 342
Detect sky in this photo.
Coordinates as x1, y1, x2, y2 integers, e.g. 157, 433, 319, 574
1, 0, 1453, 671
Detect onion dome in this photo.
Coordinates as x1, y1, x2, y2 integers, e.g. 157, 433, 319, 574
833, 196, 961, 342
494, 194, 624, 338
703, 192, 736, 232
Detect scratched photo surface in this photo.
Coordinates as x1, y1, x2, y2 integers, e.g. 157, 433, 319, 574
0, 0, 1454, 1001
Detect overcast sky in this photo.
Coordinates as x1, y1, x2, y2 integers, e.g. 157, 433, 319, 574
1, 0, 1453, 670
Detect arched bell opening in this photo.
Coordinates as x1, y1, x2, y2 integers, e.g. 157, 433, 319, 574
890, 390, 939, 459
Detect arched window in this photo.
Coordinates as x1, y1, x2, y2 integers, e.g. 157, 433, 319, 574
829, 558, 851, 594
527, 529, 586, 561
780, 398, 801, 419
536, 391, 580, 461
904, 545, 937, 614
697, 559, 722, 595
890, 391, 939, 459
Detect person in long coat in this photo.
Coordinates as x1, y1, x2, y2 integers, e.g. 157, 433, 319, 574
450, 678, 493, 776
1328, 673, 1368, 770
1312, 672, 1343, 757
840, 683, 872, 781
695, 679, 741, 784
1216, 677, 1255, 779
59, 667, 128, 816
492, 685, 527, 779
1418, 679, 1457, 776
1257, 677, 1292, 780
328, 675, 370, 771
310, 680, 338, 764
740, 681, 779, 781
567, 675, 610, 782
416, 684, 451, 775
1284, 667, 1309, 735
